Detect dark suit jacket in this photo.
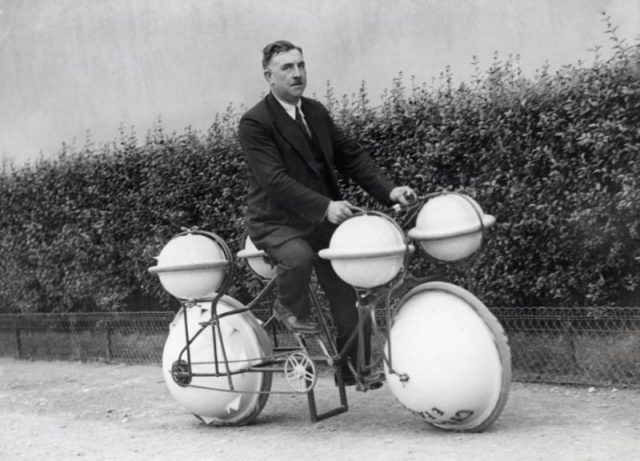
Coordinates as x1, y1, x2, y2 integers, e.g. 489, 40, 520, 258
238, 93, 394, 250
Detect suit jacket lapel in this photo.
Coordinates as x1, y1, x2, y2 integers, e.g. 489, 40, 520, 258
302, 99, 342, 193
301, 99, 332, 165
266, 94, 320, 175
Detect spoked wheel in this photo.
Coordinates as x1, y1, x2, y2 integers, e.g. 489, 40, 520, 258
284, 351, 317, 392
384, 281, 511, 432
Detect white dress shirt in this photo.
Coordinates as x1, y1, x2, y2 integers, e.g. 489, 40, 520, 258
272, 93, 311, 134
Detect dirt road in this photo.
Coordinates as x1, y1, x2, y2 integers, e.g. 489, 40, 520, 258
0, 357, 638, 460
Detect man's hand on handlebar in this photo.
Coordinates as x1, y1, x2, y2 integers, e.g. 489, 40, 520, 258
390, 186, 417, 206
327, 200, 354, 224
327, 187, 416, 224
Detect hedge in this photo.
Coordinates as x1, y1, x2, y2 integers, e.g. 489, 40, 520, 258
0, 24, 638, 313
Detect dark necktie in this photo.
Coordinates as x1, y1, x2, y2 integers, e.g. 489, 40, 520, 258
295, 106, 312, 139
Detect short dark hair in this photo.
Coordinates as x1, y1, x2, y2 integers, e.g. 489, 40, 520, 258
262, 40, 303, 69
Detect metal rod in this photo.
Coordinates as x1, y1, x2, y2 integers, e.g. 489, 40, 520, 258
309, 288, 339, 358
245, 277, 277, 310
181, 305, 193, 375
148, 261, 229, 273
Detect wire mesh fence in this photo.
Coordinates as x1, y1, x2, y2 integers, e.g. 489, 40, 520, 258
1, 306, 639, 387
0, 312, 175, 364
493, 307, 640, 387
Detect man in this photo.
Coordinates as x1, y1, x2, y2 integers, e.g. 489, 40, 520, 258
238, 40, 414, 377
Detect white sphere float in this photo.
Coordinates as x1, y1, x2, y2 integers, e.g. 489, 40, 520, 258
162, 296, 272, 425
148, 231, 229, 300
237, 235, 277, 279
318, 214, 410, 288
384, 281, 511, 432
408, 193, 495, 261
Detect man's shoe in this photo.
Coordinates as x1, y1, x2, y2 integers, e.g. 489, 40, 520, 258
334, 366, 384, 389
334, 371, 357, 387
334, 363, 357, 386
363, 371, 385, 390
273, 302, 320, 334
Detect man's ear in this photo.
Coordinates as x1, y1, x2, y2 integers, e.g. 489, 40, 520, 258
263, 69, 272, 84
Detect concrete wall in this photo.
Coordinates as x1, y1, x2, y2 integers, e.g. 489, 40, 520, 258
1, 0, 638, 164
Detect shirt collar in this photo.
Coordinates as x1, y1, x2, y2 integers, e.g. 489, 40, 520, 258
272, 93, 302, 120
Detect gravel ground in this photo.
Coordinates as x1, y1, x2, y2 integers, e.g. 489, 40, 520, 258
0, 357, 638, 460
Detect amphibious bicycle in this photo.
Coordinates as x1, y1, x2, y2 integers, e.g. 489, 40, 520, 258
148, 192, 511, 432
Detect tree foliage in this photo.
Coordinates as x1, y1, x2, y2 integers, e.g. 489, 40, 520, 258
1, 20, 638, 312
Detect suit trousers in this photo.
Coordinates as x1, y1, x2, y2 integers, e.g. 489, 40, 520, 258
265, 221, 370, 365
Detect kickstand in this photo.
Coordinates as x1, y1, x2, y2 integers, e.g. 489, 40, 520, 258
306, 366, 349, 422
294, 333, 349, 422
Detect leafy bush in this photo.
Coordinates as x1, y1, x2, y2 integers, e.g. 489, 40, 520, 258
0, 19, 638, 313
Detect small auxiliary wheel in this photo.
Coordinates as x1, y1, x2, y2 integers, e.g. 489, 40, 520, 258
284, 351, 317, 392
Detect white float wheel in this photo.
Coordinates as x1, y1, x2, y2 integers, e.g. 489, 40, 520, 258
430, 285, 511, 433
386, 281, 511, 433
162, 296, 273, 426
284, 352, 317, 392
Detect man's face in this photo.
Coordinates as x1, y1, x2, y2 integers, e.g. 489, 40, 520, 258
264, 48, 307, 104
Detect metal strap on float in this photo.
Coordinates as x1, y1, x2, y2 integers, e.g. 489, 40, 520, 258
148, 261, 229, 273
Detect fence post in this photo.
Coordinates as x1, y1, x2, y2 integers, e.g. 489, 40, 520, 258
69, 313, 79, 360
562, 318, 578, 375
105, 319, 113, 362
15, 317, 22, 358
